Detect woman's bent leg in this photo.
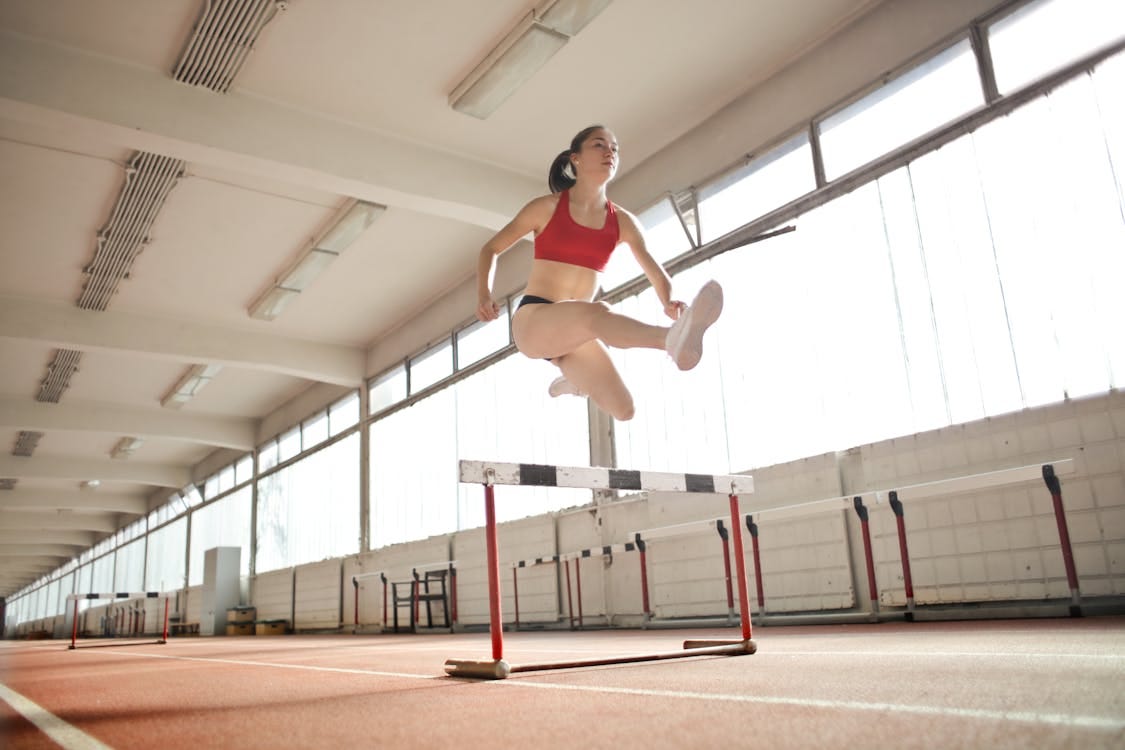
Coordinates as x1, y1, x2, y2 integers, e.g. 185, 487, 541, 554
554, 341, 634, 421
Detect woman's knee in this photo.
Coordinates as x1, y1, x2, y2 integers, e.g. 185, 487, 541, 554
614, 401, 636, 421
605, 392, 635, 421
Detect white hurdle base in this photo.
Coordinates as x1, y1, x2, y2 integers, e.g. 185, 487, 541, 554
444, 639, 756, 680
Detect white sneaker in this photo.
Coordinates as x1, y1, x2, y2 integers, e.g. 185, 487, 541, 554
665, 280, 723, 371
548, 376, 584, 398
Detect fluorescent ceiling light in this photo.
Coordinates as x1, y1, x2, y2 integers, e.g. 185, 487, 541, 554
278, 248, 337, 291
450, 0, 613, 119
161, 363, 223, 409
539, 0, 613, 35
111, 436, 143, 459
451, 16, 567, 119
248, 286, 300, 322
249, 199, 384, 321
317, 201, 385, 253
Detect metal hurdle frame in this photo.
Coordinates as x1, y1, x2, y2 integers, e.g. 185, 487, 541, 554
445, 461, 757, 679
873, 459, 1077, 618
66, 591, 173, 650
511, 542, 638, 630
630, 517, 732, 626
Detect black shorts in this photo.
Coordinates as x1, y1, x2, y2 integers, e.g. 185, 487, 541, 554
517, 294, 554, 309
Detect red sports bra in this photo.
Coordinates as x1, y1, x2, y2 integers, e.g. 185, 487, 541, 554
534, 190, 620, 272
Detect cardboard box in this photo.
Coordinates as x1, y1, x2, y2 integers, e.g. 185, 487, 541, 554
226, 606, 256, 624
255, 620, 288, 636
225, 622, 254, 636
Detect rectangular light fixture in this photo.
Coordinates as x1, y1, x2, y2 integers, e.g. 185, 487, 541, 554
538, 0, 613, 35
278, 248, 338, 292
161, 363, 223, 409
449, 0, 613, 119
249, 199, 384, 321
317, 200, 384, 253
111, 436, 144, 459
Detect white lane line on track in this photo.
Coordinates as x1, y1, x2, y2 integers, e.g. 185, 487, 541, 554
491, 680, 1125, 731
94, 649, 438, 679
767, 650, 1125, 661
0, 682, 113, 750
81, 649, 1125, 731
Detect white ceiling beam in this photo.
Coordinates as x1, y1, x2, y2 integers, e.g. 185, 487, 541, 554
0, 30, 538, 232
0, 511, 118, 533
0, 545, 81, 559
0, 488, 148, 515
0, 530, 96, 547
0, 455, 189, 489
0, 397, 256, 451
0, 296, 364, 387
0, 559, 60, 572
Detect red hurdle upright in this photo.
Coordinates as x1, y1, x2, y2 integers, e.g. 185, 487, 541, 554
445, 461, 757, 679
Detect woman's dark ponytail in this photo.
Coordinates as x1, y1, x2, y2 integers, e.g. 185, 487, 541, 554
547, 124, 607, 193
548, 149, 575, 193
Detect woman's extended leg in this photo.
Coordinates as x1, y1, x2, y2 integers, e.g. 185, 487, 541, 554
514, 280, 723, 370
512, 300, 667, 360
553, 340, 635, 421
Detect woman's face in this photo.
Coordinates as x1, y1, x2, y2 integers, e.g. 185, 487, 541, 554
572, 128, 619, 182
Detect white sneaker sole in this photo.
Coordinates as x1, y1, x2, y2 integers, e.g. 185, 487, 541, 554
668, 280, 723, 371
548, 376, 583, 398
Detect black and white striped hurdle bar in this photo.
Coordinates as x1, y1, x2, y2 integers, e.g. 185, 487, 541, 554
512, 542, 637, 568
460, 460, 754, 495
66, 592, 173, 600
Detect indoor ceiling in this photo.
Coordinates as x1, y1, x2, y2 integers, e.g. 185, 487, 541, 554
0, 0, 884, 598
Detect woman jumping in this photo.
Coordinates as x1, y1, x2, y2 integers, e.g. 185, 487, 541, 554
476, 124, 723, 421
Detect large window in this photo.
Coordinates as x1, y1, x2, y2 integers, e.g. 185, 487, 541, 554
256, 433, 360, 573
616, 51, 1125, 472
146, 518, 187, 592
369, 354, 590, 549
698, 132, 816, 243
988, 0, 1125, 94
189, 488, 251, 586
818, 38, 983, 180
114, 538, 146, 593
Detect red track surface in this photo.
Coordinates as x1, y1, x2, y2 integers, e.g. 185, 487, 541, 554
2, 617, 1123, 749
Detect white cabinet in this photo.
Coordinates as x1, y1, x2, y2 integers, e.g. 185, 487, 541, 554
199, 547, 240, 636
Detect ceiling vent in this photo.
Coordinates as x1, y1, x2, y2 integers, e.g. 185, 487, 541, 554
13, 431, 42, 457
0, 478, 16, 490
173, 0, 287, 93
38, 349, 83, 403
78, 152, 185, 311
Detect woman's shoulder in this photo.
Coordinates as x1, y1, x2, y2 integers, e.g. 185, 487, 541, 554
518, 193, 562, 223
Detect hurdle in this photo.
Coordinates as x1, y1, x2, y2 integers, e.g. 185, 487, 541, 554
351, 571, 385, 630
445, 461, 756, 679
631, 517, 734, 625
873, 459, 1077, 618
511, 542, 638, 630
66, 591, 173, 650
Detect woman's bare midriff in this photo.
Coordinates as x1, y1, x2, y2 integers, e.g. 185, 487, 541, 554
511, 259, 605, 358
521, 258, 600, 304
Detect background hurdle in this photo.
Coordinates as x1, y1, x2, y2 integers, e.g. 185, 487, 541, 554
872, 459, 1077, 619
66, 592, 172, 649
734, 459, 1076, 624
630, 517, 732, 626
446, 461, 756, 679
511, 542, 638, 630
